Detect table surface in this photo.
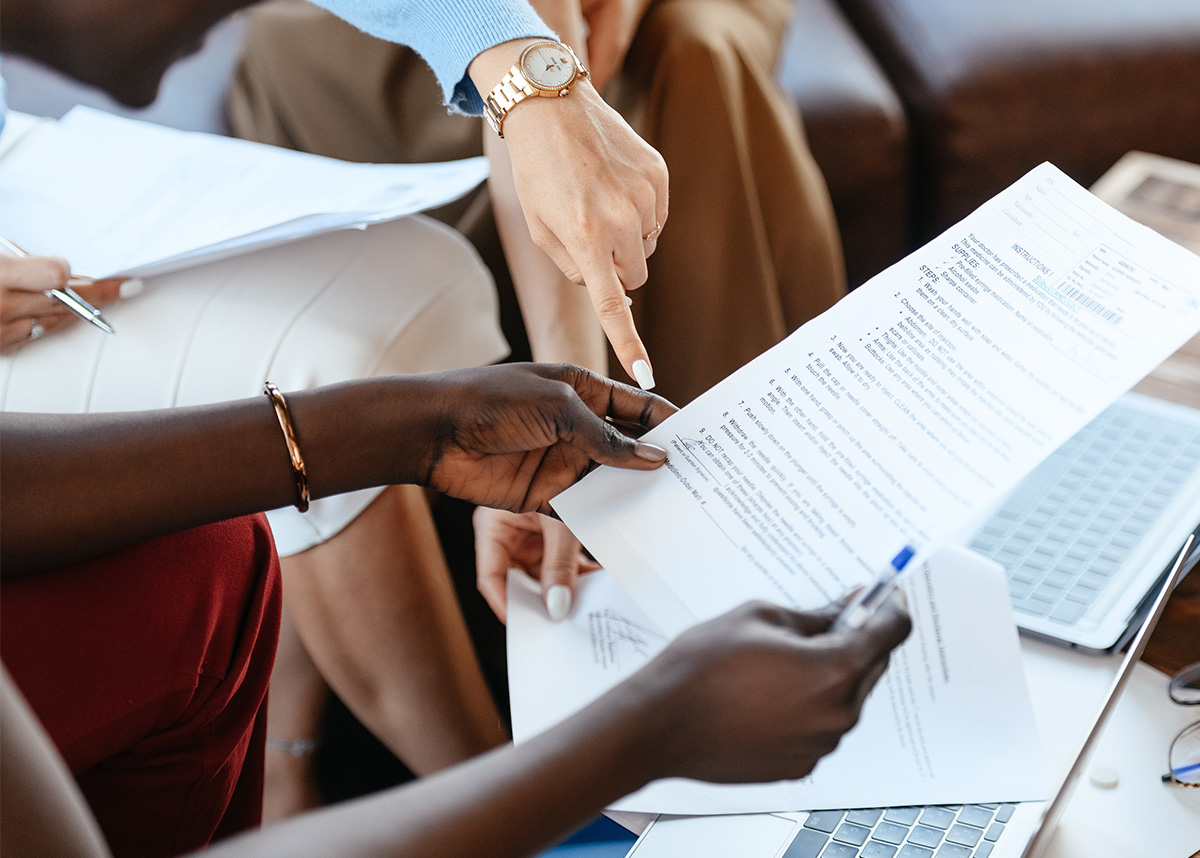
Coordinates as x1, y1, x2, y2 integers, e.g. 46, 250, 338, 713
1140, 333, 1200, 676
1099, 152, 1200, 677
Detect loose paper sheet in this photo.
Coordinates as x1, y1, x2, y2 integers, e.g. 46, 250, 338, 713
625, 814, 800, 858
0, 106, 489, 278
553, 163, 1200, 636
508, 545, 1046, 814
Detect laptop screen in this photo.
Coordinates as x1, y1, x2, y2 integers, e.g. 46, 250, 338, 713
1020, 533, 1195, 858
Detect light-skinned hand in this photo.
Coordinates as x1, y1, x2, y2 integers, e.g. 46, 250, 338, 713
469, 41, 669, 388
474, 508, 598, 622
0, 254, 135, 353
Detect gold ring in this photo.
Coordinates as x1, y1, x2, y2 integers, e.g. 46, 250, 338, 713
643, 221, 663, 242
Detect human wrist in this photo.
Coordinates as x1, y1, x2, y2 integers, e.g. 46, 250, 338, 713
601, 655, 695, 785
468, 38, 549, 113
471, 38, 593, 138
287, 377, 441, 498
262, 382, 310, 513
560, 668, 681, 795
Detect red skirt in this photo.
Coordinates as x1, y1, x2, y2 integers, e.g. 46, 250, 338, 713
1, 513, 282, 858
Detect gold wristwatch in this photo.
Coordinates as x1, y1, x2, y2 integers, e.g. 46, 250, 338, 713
483, 41, 588, 138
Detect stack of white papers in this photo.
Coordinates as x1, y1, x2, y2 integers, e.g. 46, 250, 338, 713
509, 547, 1046, 814
507, 163, 1200, 818
553, 163, 1200, 637
0, 106, 488, 278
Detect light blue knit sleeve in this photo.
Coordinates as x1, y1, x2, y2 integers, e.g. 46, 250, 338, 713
310, 0, 556, 114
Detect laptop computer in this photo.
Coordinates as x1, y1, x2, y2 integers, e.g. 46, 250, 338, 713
626, 534, 1193, 858
963, 392, 1200, 653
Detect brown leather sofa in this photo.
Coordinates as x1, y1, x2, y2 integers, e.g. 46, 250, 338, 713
780, 0, 1200, 285
780, 0, 910, 288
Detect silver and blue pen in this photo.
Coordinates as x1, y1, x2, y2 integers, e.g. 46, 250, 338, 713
0, 236, 115, 334
832, 544, 916, 631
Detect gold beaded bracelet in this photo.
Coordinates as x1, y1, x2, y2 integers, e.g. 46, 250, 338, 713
263, 381, 310, 513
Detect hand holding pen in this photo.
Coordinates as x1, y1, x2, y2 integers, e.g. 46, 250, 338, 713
832, 544, 917, 632
0, 238, 142, 353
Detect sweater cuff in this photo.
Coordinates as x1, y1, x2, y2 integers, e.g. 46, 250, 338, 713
438, 2, 558, 114
311, 0, 555, 115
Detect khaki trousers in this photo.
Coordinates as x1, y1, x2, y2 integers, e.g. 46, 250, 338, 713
230, 0, 845, 404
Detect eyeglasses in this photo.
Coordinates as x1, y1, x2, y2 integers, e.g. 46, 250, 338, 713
1163, 661, 1200, 787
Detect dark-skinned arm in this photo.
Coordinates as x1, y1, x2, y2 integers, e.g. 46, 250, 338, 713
1, 591, 910, 858
0, 363, 674, 577
203, 595, 912, 858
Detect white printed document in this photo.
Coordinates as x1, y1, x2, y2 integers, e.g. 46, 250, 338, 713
0, 107, 488, 278
508, 546, 1046, 813
553, 163, 1200, 636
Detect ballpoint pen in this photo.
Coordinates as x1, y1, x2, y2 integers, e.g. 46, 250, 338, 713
0, 236, 116, 334
831, 544, 916, 632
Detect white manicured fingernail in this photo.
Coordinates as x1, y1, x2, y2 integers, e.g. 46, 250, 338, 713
625, 295, 633, 306
546, 585, 572, 621
119, 278, 145, 299
632, 359, 655, 390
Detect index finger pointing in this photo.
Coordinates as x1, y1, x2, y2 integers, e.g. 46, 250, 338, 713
578, 255, 653, 386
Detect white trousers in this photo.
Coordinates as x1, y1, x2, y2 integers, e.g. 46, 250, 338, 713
0, 216, 509, 555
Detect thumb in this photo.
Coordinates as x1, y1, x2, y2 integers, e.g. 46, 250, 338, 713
560, 398, 669, 472
540, 518, 583, 622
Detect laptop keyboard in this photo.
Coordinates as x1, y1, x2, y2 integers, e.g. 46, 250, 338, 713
770, 398, 1200, 858
967, 398, 1200, 629
782, 803, 1017, 858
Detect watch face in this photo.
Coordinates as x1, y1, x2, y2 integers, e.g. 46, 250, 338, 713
521, 44, 577, 90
